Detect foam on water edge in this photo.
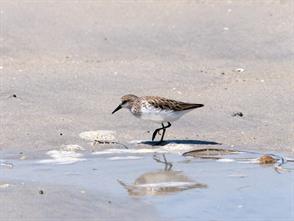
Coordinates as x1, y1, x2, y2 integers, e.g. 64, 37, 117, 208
38, 149, 86, 165
108, 156, 144, 160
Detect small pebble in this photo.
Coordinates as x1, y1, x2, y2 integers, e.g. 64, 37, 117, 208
258, 155, 277, 164
20, 155, 27, 160
234, 68, 245, 73
232, 112, 244, 117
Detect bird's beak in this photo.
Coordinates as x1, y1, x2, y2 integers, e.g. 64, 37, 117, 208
112, 104, 122, 114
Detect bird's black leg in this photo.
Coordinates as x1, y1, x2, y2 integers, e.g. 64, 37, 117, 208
152, 122, 171, 143
152, 127, 162, 141
152, 123, 165, 141
159, 122, 171, 142
160, 127, 166, 142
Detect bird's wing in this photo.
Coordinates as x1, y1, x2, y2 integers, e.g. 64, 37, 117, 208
144, 96, 204, 112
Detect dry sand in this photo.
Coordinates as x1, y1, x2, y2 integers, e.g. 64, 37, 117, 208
0, 0, 294, 220
1, 0, 293, 153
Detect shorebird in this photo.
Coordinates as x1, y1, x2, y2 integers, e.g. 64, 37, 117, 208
112, 94, 204, 144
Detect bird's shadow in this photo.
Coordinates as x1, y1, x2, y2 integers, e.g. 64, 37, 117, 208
141, 139, 221, 146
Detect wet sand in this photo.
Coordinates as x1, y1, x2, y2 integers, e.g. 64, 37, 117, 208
0, 0, 294, 220
1, 147, 294, 221
0, 182, 159, 221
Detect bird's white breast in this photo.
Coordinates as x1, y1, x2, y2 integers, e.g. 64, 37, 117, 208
136, 105, 186, 123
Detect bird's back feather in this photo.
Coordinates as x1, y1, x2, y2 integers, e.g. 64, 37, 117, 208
143, 96, 204, 112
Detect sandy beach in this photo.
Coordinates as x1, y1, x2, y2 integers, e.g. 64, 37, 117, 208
1, 1, 294, 220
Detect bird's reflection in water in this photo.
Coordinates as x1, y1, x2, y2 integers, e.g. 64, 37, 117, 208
118, 170, 207, 196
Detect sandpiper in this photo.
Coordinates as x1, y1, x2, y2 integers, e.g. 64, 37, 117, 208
112, 94, 204, 144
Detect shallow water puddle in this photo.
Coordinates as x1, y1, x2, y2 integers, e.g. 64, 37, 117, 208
1, 147, 294, 221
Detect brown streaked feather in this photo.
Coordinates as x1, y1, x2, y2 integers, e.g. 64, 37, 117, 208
143, 96, 204, 112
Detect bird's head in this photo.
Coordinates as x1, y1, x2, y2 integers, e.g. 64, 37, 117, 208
112, 94, 138, 114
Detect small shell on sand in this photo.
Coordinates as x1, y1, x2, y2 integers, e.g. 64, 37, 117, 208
234, 68, 245, 72
0, 183, 10, 188
79, 130, 116, 143
20, 155, 27, 160
258, 155, 277, 164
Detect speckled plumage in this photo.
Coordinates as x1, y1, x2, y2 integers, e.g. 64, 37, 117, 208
120, 95, 204, 122
112, 94, 204, 143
